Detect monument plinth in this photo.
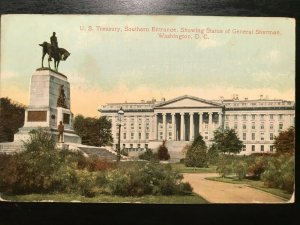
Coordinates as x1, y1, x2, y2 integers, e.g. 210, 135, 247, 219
14, 68, 81, 144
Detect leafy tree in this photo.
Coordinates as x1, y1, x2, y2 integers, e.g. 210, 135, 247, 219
74, 115, 113, 147
274, 127, 295, 155
212, 128, 243, 154
0, 97, 25, 142
185, 134, 208, 167
157, 141, 170, 161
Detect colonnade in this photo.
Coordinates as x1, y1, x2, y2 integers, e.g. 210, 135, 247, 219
153, 111, 223, 141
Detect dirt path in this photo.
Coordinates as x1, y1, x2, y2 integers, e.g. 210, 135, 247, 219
183, 173, 287, 203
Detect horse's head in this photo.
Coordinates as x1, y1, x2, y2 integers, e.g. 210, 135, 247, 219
39, 42, 48, 47
62, 51, 70, 61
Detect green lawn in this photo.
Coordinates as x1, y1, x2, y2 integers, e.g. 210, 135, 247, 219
171, 163, 217, 174
1, 193, 208, 204
206, 176, 292, 200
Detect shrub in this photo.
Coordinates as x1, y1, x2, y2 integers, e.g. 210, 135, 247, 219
139, 148, 156, 161
261, 154, 295, 193
185, 135, 208, 168
233, 160, 248, 180
104, 162, 192, 196
207, 144, 219, 165
157, 141, 170, 161
85, 156, 117, 172
216, 155, 233, 177
247, 156, 268, 179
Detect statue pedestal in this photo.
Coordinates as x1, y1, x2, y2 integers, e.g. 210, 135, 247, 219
14, 68, 81, 144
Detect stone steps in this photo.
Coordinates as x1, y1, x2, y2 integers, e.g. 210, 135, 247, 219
165, 141, 190, 163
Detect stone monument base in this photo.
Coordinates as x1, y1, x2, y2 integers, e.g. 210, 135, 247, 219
14, 127, 81, 144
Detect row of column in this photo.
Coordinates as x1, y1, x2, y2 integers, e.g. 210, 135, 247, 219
154, 112, 222, 141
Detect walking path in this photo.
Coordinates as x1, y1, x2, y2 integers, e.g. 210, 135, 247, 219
183, 173, 287, 203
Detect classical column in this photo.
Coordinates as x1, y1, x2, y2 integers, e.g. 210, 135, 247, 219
162, 113, 166, 140
172, 113, 176, 140
208, 112, 213, 131
198, 112, 203, 135
180, 113, 185, 141
218, 112, 223, 128
189, 112, 194, 141
153, 113, 158, 140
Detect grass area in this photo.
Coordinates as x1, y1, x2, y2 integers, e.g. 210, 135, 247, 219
206, 176, 292, 200
171, 163, 217, 174
1, 193, 208, 204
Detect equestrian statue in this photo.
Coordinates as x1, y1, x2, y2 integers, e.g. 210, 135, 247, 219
39, 32, 70, 72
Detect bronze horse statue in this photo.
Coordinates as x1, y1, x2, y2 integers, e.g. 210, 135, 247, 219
39, 42, 70, 71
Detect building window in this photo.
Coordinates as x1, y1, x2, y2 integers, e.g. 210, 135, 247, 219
234, 115, 238, 120
168, 132, 172, 140
225, 123, 229, 129
270, 123, 274, 130
252, 145, 255, 151
260, 114, 265, 120
123, 144, 126, 149
234, 123, 238, 129
123, 133, 126, 140
279, 123, 283, 130
130, 144, 133, 148
159, 124, 163, 129
252, 114, 256, 120
243, 114, 247, 120
260, 123, 264, 130
270, 114, 274, 119
252, 133, 255, 140
137, 144, 140, 149
159, 132, 163, 140
205, 136, 208, 140
242, 145, 246, 151
138, 133, 141, 139
145, 144, 148, 149
279, 114, 283, 119
270, 133, 274, 140
270, 145, 274, 152
243, 124, 246, 130
261, 145, 264, 152
260, 133, 264, 141
131, 123, 134, 130
131, 133, 134, 139
242, 133, 246, 140
252, 122, 255, 129
146, 133, 149, 140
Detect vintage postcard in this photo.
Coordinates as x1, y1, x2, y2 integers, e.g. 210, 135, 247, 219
0, 15, 295, 203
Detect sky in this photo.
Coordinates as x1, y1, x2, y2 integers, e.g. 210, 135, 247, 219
0, 15, 295, 117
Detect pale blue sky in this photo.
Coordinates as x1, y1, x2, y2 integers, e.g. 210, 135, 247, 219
1, 15, 295, 116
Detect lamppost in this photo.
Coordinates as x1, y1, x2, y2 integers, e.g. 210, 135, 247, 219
117, 107, 124, 162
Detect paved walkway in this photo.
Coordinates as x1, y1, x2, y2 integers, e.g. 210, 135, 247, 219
183, 173, 287, 203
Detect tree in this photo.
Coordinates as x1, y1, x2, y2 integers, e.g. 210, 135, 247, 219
212, 128, 243, 154
185, 134, 208, 167
157, 141, 170, 161
73, 115, 113, 147
207, 144, 219, 165
274, 127, 295, 155
0, 97, 25, 142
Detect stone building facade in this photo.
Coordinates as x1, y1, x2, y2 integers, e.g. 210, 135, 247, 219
99, 95, 295, 160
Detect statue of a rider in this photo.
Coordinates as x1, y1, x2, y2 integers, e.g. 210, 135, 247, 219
49, 32, 59, 61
